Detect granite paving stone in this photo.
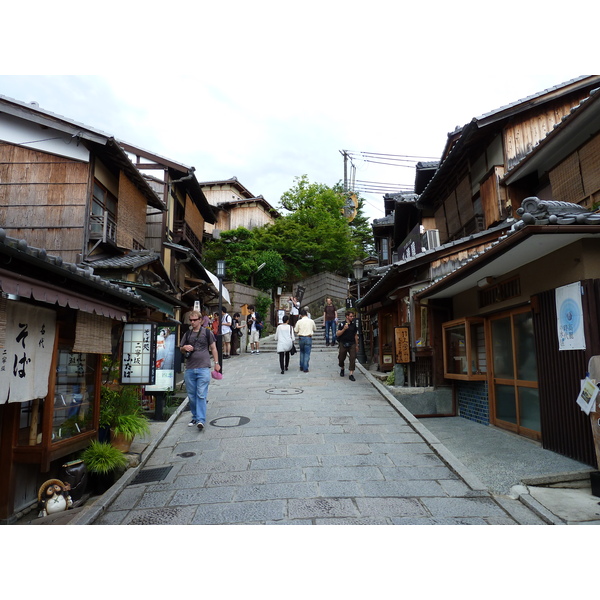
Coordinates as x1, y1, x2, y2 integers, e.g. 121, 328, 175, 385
192, 500, 286, 525
90, 351, 544, 526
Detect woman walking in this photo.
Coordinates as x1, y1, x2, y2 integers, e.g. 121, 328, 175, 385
274, 315, 295, 374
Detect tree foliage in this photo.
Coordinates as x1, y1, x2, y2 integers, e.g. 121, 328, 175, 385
202, 175, 374, 286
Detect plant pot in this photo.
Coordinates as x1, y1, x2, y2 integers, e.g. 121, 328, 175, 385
110, 430, 133, 453
89, 470, 117, 495
98, 425, 111, 443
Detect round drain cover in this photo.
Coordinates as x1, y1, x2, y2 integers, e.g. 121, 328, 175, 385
177, 452, 196, 458
266, 388, 303, 395
209, 416, 250, 428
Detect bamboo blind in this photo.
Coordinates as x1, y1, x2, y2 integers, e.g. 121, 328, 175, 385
117, 172, 147, 249
72, 311, 113, 354
579, 133, 600, 198
184, 196, 204, 237
549, 152, 585, 204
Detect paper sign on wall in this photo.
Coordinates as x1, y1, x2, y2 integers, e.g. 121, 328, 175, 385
556, 282, 586, 350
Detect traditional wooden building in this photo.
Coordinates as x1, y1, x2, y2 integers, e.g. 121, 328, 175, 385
0, 229, 157, 522
359, 76, 600, 465
199, 177, 280, 236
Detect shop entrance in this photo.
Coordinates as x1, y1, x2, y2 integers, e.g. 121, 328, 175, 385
489, 307, 541, 441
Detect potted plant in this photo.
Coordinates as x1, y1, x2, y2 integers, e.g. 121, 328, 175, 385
99, 385, 150, 452
81, 440, 128, 494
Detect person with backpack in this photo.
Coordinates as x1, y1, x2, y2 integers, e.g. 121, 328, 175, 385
180, 310, 220, 430
247, 305, 262, 354
221, 307, 233, 359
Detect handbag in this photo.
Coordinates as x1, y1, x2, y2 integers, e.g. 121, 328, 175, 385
289, 325, 297, 355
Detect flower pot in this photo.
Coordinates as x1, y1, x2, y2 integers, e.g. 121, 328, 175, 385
110, 430, 133, 453
89, 470, 117, 495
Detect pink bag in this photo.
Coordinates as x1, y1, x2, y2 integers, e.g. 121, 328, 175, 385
211, 370, 223, 380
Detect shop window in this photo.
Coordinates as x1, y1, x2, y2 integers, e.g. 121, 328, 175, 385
442, 318, 487, 380
16, 350, 97, 447
52, 351, 96, 442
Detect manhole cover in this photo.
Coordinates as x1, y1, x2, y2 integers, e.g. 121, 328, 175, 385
265, 388, 303, 395
177, 452, 196, 458
129, 466, 173, 485
209, 416, 250, 428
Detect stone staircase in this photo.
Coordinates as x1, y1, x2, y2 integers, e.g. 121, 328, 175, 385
256, 316, 339, 353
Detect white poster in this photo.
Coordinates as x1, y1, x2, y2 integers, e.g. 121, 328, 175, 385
0, 302, 57, 404
577, 377, 599, 415
145, 325, 176, 392
556, 282, 586, 351
121, 323, 156, 385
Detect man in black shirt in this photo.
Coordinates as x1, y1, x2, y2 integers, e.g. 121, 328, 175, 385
336, 310, 359, 381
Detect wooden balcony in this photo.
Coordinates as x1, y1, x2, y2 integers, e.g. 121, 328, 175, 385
89, 213, 117, 243
173, 220, 202, 257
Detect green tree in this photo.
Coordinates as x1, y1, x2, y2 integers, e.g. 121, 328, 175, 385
202, 175, 374, 285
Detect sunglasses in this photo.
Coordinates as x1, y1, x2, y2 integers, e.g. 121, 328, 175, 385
189, 318, 199, 322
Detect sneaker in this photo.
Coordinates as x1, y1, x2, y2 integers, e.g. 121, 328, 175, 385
188, 420, 197, 427
251, 350, 256, 354
197, 422, 204, 431
340, 368, 344, 377
256, 350, 260, 354
349, 374, 356, 381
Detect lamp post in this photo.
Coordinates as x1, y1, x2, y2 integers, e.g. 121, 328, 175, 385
353, 259, 367, 364
216, 259, 225, 373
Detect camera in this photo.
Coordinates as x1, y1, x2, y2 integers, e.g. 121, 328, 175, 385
183, 349, 194, 359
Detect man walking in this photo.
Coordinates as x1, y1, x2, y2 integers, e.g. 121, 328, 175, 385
337, 310, 359, 381
294, 308, 317, 372
322, 297, 338, 346
180, 310, 220, 430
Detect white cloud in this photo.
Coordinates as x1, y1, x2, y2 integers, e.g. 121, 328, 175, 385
2, 2, 599, 222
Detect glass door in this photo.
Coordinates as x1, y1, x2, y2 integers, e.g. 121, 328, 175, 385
489, 308, 540, 440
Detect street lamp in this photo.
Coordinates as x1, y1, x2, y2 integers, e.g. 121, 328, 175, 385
216, 260, 225, 373
353, 259, 367, 364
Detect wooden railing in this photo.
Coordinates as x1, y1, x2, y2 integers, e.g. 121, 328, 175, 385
89, 213, 117, 243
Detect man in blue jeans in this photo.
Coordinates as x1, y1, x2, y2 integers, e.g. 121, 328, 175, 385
322, 297, 338, 346
180, 310, 220, 430
294, 308, 317, 372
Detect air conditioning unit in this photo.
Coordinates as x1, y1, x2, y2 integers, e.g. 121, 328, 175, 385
425, 229, 440, 250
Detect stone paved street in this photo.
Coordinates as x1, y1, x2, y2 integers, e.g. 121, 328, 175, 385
93, 349, 543, 525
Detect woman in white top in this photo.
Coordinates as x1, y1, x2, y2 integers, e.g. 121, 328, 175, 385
274, 314, 295, 374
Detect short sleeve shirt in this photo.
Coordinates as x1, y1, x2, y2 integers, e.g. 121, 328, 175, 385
182, 328, 215, 369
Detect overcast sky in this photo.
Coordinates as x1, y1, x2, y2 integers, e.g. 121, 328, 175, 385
2, 1, 598, 224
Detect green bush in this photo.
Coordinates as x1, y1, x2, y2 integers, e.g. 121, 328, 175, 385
81, 441, 128, 475
385, 371, 395, 386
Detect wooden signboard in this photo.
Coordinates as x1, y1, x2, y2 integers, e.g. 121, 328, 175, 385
395, 327, 410, 364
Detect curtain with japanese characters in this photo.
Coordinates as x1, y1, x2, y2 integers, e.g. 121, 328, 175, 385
0, 302, 56, 404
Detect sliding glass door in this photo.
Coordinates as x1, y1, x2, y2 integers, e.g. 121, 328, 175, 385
489, 308, 540, 440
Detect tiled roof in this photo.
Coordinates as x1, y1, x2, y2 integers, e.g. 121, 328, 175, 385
83, 251, 160, 270
0, 228, 145, 303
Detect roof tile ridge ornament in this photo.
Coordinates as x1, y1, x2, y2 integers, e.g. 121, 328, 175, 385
512, 196, 600, 231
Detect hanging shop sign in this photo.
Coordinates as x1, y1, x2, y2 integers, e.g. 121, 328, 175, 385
0, 302, 57, 404
145, 325, 176, 393
556, 282, 586, 351
121, 323, 156, 385
395, 326, 411, 364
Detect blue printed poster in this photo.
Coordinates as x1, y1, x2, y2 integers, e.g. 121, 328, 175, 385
556, 282, 586, 351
